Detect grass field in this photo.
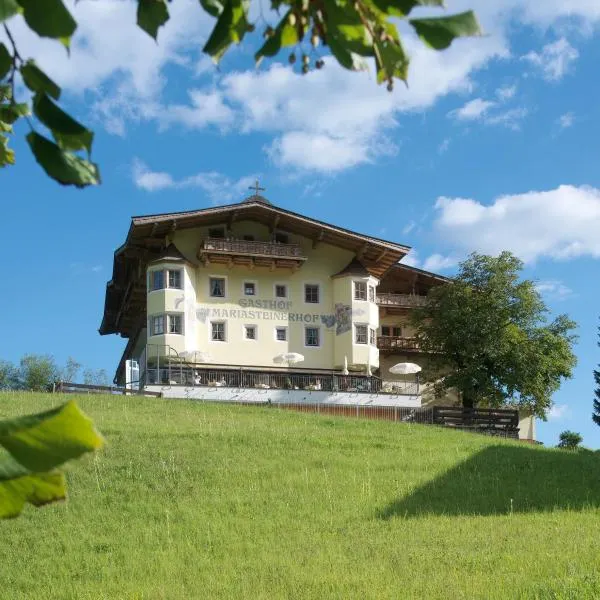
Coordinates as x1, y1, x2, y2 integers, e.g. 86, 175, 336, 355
2, 392, 600, 599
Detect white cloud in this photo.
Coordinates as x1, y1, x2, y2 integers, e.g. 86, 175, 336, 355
422, 254, 459, 272
484, 106, 528, 131
496, 84, 517, 101
557, 112, 575, 129
450, 98, 496, 121
522, 38, 579, 81
402, 221, 416, 235
401, 250, 420, 268
132, 159, 258, 203
547, 404, 571, 421
70, 263, 104, 275
433, 185, 600, 263
535, 280, 574, 300
438, 138, 451, 154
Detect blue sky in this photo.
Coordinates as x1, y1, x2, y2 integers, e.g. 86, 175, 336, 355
2, 0, 600, 447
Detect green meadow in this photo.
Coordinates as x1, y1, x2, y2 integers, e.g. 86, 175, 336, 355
2, 392, 600, 599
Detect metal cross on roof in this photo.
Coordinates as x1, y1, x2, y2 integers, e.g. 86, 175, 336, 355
249, 180, 266, 195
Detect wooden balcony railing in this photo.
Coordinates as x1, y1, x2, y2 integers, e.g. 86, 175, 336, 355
376, 293, 428, 308
201, 238, 306, 259
377, 336, 422, 352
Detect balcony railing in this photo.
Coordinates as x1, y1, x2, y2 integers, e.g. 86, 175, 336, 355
377, 336, 422, 352
201, 238, 306, 259
376, 293, 428, 308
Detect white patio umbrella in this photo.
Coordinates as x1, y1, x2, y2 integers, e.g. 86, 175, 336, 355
274, 352, 305, 367
181, 351, 212, 363
389, 362, 421, 375
342, 356, 349, 376
366, 353, 372, 377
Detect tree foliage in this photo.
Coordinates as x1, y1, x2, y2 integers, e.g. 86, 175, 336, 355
18, 354, 60, 392
412, 252, 578, 418
557, 430, 583, 451
593, 322, 600, 427
1, 1, 480, 186
0, 400, 103, 518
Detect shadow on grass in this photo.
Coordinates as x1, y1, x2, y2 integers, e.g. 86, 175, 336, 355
379, 445, 600, 518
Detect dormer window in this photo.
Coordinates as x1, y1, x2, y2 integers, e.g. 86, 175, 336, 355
149, 269, 183, 291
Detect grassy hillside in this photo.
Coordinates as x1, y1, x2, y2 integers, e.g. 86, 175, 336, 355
2, 393, 600, 599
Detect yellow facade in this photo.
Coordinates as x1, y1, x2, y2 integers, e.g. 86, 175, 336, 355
144, 220, 380, 371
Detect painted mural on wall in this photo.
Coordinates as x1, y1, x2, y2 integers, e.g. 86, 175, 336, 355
195, 299, 365, 334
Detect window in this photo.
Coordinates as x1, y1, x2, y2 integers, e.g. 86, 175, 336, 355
211, 322, 226, 342
168, 314, 183, 334
274, 231, 289, 244
151, 270, 164, 291
381, 326, 401, 337
275, 327, 287, 341
244, 325, 257, 340
369, 328, 376, 346
305, 284, 319, 304
151, 315, 165, 336
305, 327, 320, 347
244, 282, 256, 296
275, 284, 287, 299
381, 326, 390, 337
168, 269, 182, 289
368, 285, 375, 302
210, 277, 226, 297
208, 227, 225, 239
393, 326, 402, 337
354, 281, 367, 301
355, 324, 368, 344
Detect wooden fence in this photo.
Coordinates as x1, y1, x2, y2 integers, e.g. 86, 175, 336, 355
432, 406, 519, 438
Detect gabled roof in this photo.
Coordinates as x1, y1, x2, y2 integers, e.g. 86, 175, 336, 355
100, 196, 412, 337
149, 243, 192, 265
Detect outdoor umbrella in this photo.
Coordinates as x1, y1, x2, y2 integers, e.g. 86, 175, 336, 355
274, 352, 305, 366
389, 362, 421, 375
366, 353, 372, 377
342, 356, 349, 376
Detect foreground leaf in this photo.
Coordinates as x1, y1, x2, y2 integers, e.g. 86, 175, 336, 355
16, 0, 76, 47
370, 0, 443, 17
203, 0, 249, 62
255, 10, 298, 64
0, 400, 103, 518
199, 0, 224, 18
137, 0, 169, 40
409, 11, 481, 50
26, 132, 100, 187
32, 93, 93, 153
20, 61, 61, 100
0, 101, 29, 125
0, 43, 11, 79
0, 0, 20, 23
0, 132, 14, 167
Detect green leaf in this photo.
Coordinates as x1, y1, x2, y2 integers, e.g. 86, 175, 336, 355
0, 471, 66, 519
33, 93, 93, 153
199, 0, 224, 18
375, 38, 409, 83
0, 132, 14, 167
409, 11, 481, 50
137, 0, 169, 40
0, 401, 103, 518
255, 10, 298, 63
203, 0, 249, 62
0, 43, 11, 80
327, 33, 368, 72
368, 0, 443, 18
326, 2, 373, 57
0, 0, 20, 22
26, 132, 101, 187
16, 0, 76, 47
20, 61, 61, 100
0, 101, 29, 124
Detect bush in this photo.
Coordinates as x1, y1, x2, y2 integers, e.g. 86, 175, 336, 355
557, 430, 583, 450
19, 354, 60, 392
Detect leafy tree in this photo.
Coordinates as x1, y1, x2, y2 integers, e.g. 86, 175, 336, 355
412, 252, 577, 418
83, 367, 109, 387
557, 430, 583, 451
62, 356, 81, 383
18, 354, 60, 392
0, 359, 18, 390
593, 323, 600, 426
0, 1, 479, 187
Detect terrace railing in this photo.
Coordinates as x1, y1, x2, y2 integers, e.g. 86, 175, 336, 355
377, 336, 422, 352
201, 238, 305, 259
376, 293, 428, 308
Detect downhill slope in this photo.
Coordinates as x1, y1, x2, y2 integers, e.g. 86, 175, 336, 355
1, 393, 600, 599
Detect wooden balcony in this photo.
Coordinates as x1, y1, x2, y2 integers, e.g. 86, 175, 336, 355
376, 293, 428, 308
199, 238, 307, 269
377, 336, 422, 353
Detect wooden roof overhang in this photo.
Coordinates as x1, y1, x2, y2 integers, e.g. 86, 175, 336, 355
100, 200, 410, 338
378, 262, 449, 294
